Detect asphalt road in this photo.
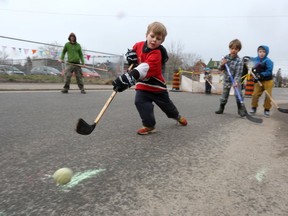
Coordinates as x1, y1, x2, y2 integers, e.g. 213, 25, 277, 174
0, 88, 287, 216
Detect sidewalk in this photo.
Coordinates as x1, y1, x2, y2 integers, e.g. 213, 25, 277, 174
0, 83, 113, 91
0, 82, 173, 91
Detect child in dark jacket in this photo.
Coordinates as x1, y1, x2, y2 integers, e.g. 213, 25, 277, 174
112, 21, 187, 135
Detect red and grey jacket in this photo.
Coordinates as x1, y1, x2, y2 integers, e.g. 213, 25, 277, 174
132, 41, 168, 92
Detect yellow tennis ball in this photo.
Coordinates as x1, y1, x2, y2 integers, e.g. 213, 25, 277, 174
52, 168, 73, 185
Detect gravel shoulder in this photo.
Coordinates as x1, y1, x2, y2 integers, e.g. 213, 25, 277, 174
132, 106, 288, 216
185, 106, 288, 215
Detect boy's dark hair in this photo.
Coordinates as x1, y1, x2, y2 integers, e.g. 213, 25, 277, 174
229, 39, 242, 51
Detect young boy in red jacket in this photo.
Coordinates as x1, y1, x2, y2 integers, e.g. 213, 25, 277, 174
112, 21, 187, 135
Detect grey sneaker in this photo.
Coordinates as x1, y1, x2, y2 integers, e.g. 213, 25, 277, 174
264, 110, 270, 118
61, 89, 68, 93
81, 89, 86, 94
249, 107, 256, 114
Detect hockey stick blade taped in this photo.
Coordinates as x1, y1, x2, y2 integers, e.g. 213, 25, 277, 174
245, 111, 263, 123
278, 107, 288, 113
76, 118, 96, 135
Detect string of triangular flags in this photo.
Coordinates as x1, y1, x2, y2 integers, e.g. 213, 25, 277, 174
1, 45, 118, 61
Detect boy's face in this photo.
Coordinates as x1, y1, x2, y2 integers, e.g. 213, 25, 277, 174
258, 49, 266, 59
146, 31, 163, 49
229, 46, 240, 58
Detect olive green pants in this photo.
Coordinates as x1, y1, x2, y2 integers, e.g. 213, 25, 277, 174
251, 80, 274, 110
63, 65, 84, 90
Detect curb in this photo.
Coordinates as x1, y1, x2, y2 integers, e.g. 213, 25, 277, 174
0, 83, 113, 91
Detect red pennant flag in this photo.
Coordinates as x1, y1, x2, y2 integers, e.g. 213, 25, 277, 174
86, 54, 91, 61
32, 49, 37, 54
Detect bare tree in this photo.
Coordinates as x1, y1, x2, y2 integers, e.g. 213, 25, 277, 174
166, 41, 184, 73
275, 68, 282, 87
165, 41, 202, 81
181, 53, 202, 70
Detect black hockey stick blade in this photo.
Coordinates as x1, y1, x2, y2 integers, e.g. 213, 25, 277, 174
240, 104, 263, 123
245, 110, 263, 123
278, 107, 288, 113
223, 63, 262, 124
76, 118, 96, 135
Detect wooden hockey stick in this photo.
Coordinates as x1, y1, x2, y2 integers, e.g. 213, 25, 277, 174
75, 64, 134, 135
65, 62, 108, 72
76, 90, 117, 135
205, 78, 216, 90
250, 70, 288, 113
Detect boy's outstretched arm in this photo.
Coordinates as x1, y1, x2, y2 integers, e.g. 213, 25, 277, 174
112, 69, 140, 92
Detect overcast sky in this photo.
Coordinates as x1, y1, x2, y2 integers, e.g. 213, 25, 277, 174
0, 0, 288, 75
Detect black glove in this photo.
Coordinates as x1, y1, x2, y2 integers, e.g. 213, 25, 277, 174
242, 56, 250, 63
253, 73, 261, 83
253, 77, 259, 83
112, 73, 136, 92
125, 49, 138, 66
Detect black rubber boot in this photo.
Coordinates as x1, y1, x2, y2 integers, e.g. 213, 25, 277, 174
63, 84, 70, 89
237, 102, 246, 117
61, 88, 68, 93
215, 104, 225, 114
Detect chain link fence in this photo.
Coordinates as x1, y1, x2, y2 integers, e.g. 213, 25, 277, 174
0, 36, 124, 79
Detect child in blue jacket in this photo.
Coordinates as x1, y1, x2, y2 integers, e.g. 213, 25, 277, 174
249, 45, 274, 117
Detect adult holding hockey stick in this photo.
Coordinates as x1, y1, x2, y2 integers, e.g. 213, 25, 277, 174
59, 32, 86, 94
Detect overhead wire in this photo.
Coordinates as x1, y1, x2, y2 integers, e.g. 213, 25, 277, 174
0, 8, 288, 18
